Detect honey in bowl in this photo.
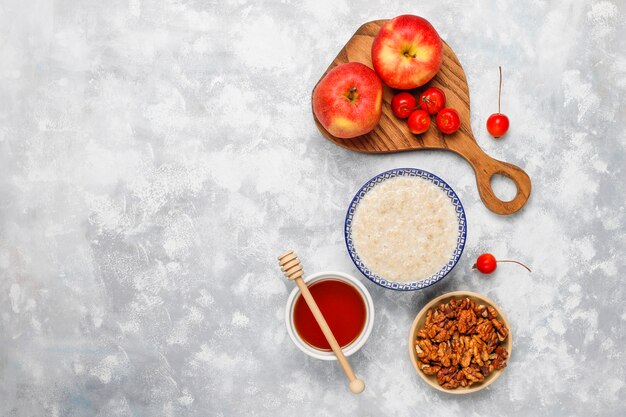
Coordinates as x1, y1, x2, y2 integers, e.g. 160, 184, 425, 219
293, 279, 366, 351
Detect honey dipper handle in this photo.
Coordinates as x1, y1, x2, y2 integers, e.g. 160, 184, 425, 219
463, 145, 532, 215
278, 251, 365, 394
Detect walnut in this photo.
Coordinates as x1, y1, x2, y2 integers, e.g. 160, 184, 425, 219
457, 309, 477, 334
416, 328, 429, 339
476, 319, 494, 342
425, 309, 433, 326
417, 362, 441, 375
437, 366, 459, 388
463, 365, 484, 385
416, 339, 437, 362
476, 304, 488, 318
472, 335, 490, 362
441, 300, 457, 319
460, 350, 472, 368
415, 297, 510, 390
432, 309, 446, 324
442, 380, 461, 389
492, 345, 509, 370
433, 326, 451, 343
491, 318, 508, 341
438, 341, 452, 367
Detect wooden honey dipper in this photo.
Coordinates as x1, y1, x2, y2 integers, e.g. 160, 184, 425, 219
278, 250, 365, 394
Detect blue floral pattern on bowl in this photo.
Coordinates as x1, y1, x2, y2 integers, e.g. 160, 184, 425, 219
344, 168, 467, 291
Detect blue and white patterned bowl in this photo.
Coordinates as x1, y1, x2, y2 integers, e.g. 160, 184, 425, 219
344, 168, 467, 291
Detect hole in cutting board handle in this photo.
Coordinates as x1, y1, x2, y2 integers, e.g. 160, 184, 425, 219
489, 174, 518, 203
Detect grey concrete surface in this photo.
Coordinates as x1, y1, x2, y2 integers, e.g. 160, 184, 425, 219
0, 1, 625, 416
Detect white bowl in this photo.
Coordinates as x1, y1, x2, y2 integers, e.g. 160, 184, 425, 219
344, 168, 467, 291
285, 271, 375, 360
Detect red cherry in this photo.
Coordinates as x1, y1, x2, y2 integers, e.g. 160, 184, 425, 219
487, 66, 509, 138
391, 92, 416, 119
435, 108, 460, 134
407, 109, 430, 134
418, 87, 446, 115
487, 113, 509, 138
473, 253, 531, 275
473, 253, 497, 274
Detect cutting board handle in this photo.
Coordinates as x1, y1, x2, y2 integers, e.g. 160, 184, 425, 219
466, 149, 531, 215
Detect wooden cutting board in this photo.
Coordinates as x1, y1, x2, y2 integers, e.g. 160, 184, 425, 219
312, 19, 531, 215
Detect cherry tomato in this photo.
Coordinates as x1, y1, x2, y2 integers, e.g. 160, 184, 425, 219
391, 92, 416, 119
473, 253, 497, 274
407, 109, 431, 134
435, 108, 460, 134
418, 87, 446, 115
486, 113, 510, 138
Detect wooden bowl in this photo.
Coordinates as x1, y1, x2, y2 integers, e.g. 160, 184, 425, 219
408, 291, 513, 394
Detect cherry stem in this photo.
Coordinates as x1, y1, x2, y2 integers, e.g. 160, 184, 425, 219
497, 259, 531, 273
498, 66, 502, 114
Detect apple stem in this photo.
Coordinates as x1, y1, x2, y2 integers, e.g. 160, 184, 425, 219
498, 66, 502, 114
348, 86, 357, 101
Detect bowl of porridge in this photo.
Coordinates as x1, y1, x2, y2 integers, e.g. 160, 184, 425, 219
345, 168, 466, 291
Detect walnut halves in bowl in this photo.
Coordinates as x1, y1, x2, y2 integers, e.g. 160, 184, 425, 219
409, 292, 512, 393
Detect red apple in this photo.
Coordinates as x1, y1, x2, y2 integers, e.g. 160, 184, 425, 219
312, 62, 383, 139
371, 15, 443, 90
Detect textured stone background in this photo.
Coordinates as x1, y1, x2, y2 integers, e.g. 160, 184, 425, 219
1, 1, 625, 416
